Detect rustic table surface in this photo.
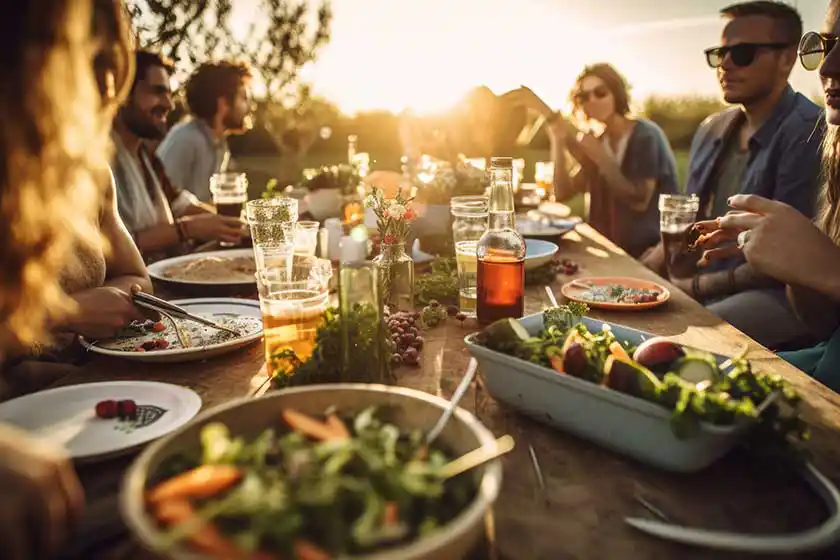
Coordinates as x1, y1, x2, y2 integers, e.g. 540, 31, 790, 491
55, 224, 840, 560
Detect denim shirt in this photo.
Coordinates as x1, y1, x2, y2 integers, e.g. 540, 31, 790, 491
583, 119, 679, 258
685, 85, 823, 272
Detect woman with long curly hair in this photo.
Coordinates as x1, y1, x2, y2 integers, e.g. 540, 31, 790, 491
503, 64, 679, 258
0, 2, 148, 556
696, 0, 840, 392
2, 0, 155, 398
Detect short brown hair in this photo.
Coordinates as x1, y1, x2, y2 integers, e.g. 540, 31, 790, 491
133, 50, 175, 92
570, 63, 631, 117
184, 61, 252, 121
720, 1, 803, 44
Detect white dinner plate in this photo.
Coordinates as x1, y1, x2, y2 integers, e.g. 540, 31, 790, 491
79, 298, 263, 363
147, 248, 256, 287
0, 381, 202, 462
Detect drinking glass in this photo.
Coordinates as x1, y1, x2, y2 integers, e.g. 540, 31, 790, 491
293, 221, 320, 256
535, 161, 555, 199
210, 172, 248, 247
455, 240, 478, 317
256, 258, 332, 377
246, 197, 298, 268
659, 194, 701, 277
450, 195, 488, 246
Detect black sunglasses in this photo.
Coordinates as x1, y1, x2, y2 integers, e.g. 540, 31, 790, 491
704, 42, 792, 68
799, 31, 840, 71
574, 85, 610, 104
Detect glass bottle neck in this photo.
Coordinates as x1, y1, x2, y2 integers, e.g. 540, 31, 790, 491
488, 167, 515, 230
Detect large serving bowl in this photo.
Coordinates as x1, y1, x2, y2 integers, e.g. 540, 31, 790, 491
121, 384, 502, 560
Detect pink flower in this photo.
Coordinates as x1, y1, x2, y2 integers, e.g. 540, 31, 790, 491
403, 208, 416, 221
383, 234, 397, 244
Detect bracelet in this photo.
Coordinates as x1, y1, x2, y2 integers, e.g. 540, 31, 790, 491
692, 274, 702, 300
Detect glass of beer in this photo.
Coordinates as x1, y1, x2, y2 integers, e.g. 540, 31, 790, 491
659, 194, 700, 277
211, 172, 248, 247
256, 257, 332, 377
455, 240, 479, 316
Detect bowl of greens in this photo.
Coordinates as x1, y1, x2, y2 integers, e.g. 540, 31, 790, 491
121, 384, 501, 559
465, 304, 807, 473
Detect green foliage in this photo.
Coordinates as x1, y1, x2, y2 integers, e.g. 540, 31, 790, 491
640, 95, 726, 151
300, 163, 361, 195
414, 258, 458, 307
128, 0, 332, 99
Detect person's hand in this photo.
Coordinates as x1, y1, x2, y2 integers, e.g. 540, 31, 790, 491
500, 86, 554, 117
180, 213, 245, 244
62, 284, 154, 339
0, 424, 84, 560
695, 194, 835, 287
668, 275, 695, 299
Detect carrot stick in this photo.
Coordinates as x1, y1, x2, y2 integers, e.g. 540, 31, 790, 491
383, 501, 399, 525
147, 465, 241, 506
325, 413, 350, 438
282, 409, 345, 441
549, 356, 565, 374
154, 500, 243, 559
293, 539, 332, 560
609, 341, 632, 362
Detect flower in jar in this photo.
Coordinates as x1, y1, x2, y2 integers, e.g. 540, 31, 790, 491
364, 194, 377, 209
403, 207, 416, 221
386, 201, 405, 219
383, 234, 397, 244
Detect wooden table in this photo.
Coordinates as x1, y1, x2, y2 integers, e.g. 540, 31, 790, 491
57, 224, 840, 559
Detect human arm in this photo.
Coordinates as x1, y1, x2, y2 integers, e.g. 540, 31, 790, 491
694, 195, 840, 325
0, 423, 84, 560
100, 178, 151, 293
133, 214, 245, 255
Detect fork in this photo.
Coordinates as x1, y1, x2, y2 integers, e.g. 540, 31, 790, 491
157, 309, 192, 349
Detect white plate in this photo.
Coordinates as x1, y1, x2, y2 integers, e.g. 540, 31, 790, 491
80, 298, 263, 363
0, 381, 202, 462
147, 249, 256, 286
524, 239, 559, 270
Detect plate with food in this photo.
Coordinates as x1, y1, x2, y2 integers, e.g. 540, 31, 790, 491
148, 249, 256, 287
80, 298, 264, 363
0, 381, 202, 463
561, 276, 669, 310
465, 305, 805, 472
121, 384, 502, 560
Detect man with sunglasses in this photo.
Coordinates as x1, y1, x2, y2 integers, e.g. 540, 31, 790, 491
643, 0, 823, 351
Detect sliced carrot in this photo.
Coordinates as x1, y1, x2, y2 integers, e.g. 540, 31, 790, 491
282, 409, 345, 441
325, 413, 350, 438
293, 539, 332, 560
146, 464, 241, 506
609, 341, 632, 362
383, 501, 399, 525
154, 500, 243, 559
549, 355, 566, 374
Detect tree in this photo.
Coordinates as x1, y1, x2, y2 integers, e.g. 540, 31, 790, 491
127, 0, 332, 100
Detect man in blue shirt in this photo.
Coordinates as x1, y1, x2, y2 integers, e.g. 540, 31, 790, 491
642, 1, 823, 350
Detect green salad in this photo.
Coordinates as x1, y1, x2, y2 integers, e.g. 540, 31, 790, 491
146, 407, 476, 559
475, 303, 809, 444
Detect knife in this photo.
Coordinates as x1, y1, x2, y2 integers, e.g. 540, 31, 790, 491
132, 291, 240, 336
624, 461, 840, 554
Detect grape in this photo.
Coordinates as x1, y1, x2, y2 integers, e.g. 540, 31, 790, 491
446, 305, 459, 316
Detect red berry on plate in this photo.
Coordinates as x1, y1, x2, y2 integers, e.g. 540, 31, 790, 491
95, 400, 117, 419
152, 321, 166, 333
141, 340, 157, 351
117, 399, 137, 420
154, 338, 170, 349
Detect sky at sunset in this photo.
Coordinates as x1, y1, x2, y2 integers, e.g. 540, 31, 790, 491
236, 0, 827, 114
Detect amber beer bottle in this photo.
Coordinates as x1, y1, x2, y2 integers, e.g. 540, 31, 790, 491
476, 157, 526, 325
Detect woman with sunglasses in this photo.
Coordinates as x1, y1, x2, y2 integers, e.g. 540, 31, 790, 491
694, 4, 840, 393
503, 63, 679, 258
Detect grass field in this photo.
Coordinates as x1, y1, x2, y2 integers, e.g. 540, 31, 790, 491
236, 148, 691, 218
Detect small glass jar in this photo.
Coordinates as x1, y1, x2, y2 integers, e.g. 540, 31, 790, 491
450, 195, 489, 245
373, 242, 415, 312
